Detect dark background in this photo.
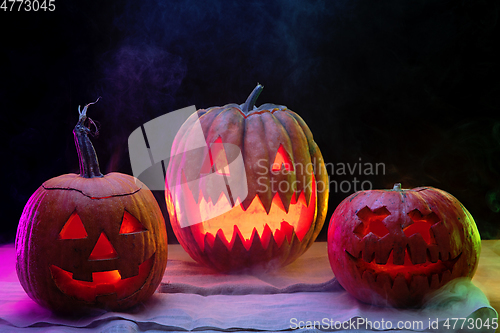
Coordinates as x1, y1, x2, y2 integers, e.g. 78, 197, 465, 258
1, 0, 499, 245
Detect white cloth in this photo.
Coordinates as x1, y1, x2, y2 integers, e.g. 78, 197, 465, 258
0, 243, 497, 332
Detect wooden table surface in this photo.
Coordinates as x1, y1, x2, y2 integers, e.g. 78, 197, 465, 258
473, 240, 500, 323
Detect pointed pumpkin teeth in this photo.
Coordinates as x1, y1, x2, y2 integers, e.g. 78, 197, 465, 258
201, 225, 306, 272
375, 272, 392, 289
409, 275, 429, 292
375, 248, 392, 265
362, 233, 378, 263
439, 250, 450, 261
440, 270, 452, 284
427, 245, 439, 263
363, 250, 376, 264
368, 270, 435, 291
445, 252, 462, 271
346, 248, 463, 284
392, 274, 410, 296
407, 234, 428, 264
429, 273, 440, 289
362, 270, 376, 285
188, 188, 315, 251
207, 223, 298, 252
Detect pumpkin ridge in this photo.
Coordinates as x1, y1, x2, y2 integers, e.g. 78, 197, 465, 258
257, 112, 277, 213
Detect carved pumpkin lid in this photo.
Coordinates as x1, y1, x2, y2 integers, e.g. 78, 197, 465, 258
42, 173, 143, 199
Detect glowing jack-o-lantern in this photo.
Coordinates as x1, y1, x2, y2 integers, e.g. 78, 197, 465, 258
328, 183, 481, 308
16, 101, 167, 313
166, 85, 328, 271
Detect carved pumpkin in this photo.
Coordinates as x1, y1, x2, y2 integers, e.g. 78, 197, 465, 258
16, 101, 168, 313
328, 183, 481, 308
166, 85, 328, 271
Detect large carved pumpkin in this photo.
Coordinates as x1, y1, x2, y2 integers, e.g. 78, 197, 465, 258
166, 85, 328, 271
16, 101, 168, 313
328, 183, 481, 308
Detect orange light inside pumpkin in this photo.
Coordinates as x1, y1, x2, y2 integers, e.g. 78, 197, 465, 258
51, 210, 157, 301
92, 270, 122, 284
404, 209, 439, 244
357, 250, 460, 283
347, 206, 459, 283
119, 211, 147, 234
188, 175, 317, 251
50, 254, 155, 302
88, 233, 118, 260
58, 212, 88, 239
354, 206, 390, 238
272, 144, 294, 172
200, 137, 230, 175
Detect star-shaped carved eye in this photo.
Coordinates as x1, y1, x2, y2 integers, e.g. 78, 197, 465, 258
403, 209, 440, 244
354, 206, 391, 238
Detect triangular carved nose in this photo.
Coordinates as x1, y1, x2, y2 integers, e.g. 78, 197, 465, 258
88, 232, 118, 260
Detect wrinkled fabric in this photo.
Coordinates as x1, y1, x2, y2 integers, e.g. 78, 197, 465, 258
0, 243, 496, 332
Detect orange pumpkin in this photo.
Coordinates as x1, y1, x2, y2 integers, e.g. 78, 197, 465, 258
166, 85, 328, 271
328, 183, 481, 308
16, 101, 168, 313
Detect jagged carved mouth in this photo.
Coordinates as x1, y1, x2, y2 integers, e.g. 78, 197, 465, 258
345, 248, 462, 286
193, 191, 316, 251
49, 254, 154, 302
180, 176, 318, 251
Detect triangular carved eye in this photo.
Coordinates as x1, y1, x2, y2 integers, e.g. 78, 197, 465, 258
272, 144, 294, 172
58, 212, 88, 239
89, 232, 118, 260
200, 137, 230, 175
119, 211, 147, 234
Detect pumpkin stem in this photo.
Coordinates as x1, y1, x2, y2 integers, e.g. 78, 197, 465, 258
73, 98, 103, 178
242, 83, 264, 114
393, 183, 402, 191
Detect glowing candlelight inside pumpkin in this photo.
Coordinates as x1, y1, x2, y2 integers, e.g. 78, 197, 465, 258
166, 84, 328, 271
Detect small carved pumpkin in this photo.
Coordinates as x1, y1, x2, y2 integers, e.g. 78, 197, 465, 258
328, 183, 481, 308
16, 101, 168, 313
166, 85, 328, 271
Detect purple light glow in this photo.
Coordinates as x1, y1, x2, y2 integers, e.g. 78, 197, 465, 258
0, 244, 17, 283
0, 244, 53, 324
